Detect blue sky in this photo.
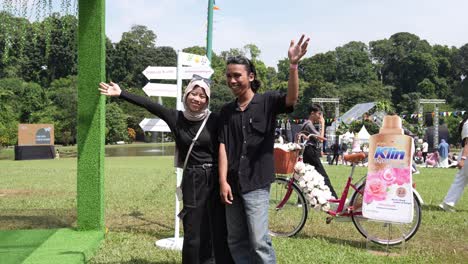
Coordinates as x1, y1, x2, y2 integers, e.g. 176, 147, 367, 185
60, 1, 468, 67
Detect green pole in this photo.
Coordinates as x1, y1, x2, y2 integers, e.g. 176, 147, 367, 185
77, 0, 106, 231
206, 0, 214, 61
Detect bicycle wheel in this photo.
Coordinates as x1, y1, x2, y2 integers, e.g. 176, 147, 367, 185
269, 177, 308, 237
350, 183, 422, 245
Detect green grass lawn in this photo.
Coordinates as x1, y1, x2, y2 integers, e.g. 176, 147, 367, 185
0, 157, 467, 263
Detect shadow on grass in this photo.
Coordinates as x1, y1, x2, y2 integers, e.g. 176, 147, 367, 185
107, 210, 174, 238
0, 209, 76, 230
422, 203, 467, 212
291, 232, 365, 249
94, 259, 176, 264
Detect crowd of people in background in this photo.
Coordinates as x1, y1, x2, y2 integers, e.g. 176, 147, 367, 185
274, 118, 463, 171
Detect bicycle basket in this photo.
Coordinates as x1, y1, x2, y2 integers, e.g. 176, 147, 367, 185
274, 148, 298, 174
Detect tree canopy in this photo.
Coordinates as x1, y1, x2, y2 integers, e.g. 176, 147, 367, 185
0, 12, 466, 146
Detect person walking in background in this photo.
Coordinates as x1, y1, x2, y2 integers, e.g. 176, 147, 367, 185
422, 140, 429, 163
340, 141, 349, 165
439, 113, 468, 212
218, 34, 309, 263
438, 139, 450, 168
330, 138, 340, 165
300, 104, 338, 198
99, 77, 233, 264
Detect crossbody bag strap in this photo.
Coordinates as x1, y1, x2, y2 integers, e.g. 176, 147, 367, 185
183, 112, 211, 170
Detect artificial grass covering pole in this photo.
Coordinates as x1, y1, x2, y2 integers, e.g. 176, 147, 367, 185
77, 0, 106, 231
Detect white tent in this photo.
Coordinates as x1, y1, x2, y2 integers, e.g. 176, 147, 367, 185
339, 131, 354, 143
358, 125, 371, 143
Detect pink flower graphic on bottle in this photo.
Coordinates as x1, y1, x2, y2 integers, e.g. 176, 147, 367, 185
364, 166, 411, 204
380, 168, 397, 185
364, 178, 387, 203
392, 167, 411, 185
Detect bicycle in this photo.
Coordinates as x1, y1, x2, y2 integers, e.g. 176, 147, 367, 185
269, 133, 422, 245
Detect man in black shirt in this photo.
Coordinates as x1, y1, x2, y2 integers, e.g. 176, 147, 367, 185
218, 35, 309, 263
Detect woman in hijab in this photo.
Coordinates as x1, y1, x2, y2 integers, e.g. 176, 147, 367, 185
99, 76, 233, 264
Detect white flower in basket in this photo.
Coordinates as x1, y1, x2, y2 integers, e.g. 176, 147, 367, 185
274, 142, 302, 151
293, 163, 333, 212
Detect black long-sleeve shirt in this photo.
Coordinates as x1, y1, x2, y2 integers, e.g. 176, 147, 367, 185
120, 90, 219, 167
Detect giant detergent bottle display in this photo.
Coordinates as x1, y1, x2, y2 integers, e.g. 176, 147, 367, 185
363, 115, 414, 223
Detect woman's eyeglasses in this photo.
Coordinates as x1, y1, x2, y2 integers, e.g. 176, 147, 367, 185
191, 74, 212, 86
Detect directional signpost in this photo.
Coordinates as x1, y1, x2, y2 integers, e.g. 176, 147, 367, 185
142, 66, 214, 80
142, 66, 177, 80
139, 118, 171, 132
144, 51, 213, 250
142, 83, 178, 98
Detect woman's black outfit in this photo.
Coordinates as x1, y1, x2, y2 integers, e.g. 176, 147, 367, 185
120, 91, 233, 264
300, 120, 338, 198
330, 143, 340, 165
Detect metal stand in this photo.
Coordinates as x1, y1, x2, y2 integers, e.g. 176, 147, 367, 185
365, 220, 406, 256
155, 168, 184, 250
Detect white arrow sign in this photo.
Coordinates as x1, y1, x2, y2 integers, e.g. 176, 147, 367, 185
143, 83, 177, 97
179, 52, 210, 67
139, 118, 171, 132
143, 66, 177, 80
143, 66, 214, 80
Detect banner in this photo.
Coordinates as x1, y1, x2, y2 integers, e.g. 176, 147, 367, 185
18, 124, 54, 146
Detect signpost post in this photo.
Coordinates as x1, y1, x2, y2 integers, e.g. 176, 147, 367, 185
143, 51, 213, 251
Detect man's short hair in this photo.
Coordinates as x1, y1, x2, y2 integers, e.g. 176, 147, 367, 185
308, 104, 322, 113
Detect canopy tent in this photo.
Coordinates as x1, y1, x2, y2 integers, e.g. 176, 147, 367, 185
357, 125, 371, 143
339, 131, 354, 143
333, 102, 376, 126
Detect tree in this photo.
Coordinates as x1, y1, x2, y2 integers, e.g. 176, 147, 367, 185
0, 88, 17, 146
374, 100, 394, 113
108, 25, 164, 88
338, 81, 394, 111
219, 48, 245, 61
300, 51, 337, 83
370, 32, 437, 110
335, 41, 377, 84
396, 92, 422, 114
0, 78, 48, 123
45, 77, 77, 145
0, 11, 30, 79
445, 115, 464, 146
44, 14, 78, 83
243, 44, 261, 61
348, 120, 380, 135
210, 83, 233, 113
105, 102, 129, 144
417, 78, 436, 97
293, 80, 337, 118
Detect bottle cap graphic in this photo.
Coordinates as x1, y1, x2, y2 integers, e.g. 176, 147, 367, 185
380, 115, 404, 135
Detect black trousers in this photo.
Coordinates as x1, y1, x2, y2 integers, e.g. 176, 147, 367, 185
330, 154, 339, 165
303, 146, 338, 198
179, 166, 234, 264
